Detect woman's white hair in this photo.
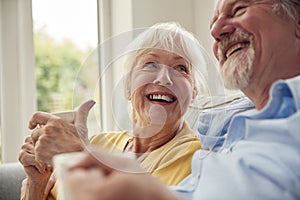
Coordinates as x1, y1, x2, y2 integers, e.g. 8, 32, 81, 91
124, 22, 217, 98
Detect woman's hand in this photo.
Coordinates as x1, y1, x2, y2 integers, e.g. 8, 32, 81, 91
19, 136, 50, 182
18, 136, 53, 200
18, 100, 95, 200
29, 100, 95, 165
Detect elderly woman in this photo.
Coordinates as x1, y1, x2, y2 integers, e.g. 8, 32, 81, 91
90, 22, 209, 183
19, 22, 209, 200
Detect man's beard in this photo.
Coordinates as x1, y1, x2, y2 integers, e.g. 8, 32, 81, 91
218, 33, 255, 90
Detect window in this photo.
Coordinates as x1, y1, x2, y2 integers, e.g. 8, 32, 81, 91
32, 0, 100, 135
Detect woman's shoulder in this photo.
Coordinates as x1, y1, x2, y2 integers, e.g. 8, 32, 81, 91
165, 122, 201, 150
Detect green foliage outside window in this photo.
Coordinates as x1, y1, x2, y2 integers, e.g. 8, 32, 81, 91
35, 28, 87, 112
0, 29, 93, 164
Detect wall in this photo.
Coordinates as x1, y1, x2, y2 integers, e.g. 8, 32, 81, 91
194, 0, 216, 60
111, 0, 216, 58
132, 0, 194, 31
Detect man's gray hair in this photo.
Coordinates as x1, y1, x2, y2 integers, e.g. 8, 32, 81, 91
273, 0, 300, 20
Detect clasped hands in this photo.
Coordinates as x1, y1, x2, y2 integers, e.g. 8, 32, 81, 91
20, 100, 95, 167
18, 100, 95, 199
18, 99, 177, 200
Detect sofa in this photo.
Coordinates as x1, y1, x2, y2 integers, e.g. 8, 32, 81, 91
0, 162, 26, 200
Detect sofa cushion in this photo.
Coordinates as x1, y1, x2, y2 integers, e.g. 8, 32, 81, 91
0, 162, 26, 200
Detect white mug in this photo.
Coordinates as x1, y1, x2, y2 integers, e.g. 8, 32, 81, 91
53, 152, 86, 200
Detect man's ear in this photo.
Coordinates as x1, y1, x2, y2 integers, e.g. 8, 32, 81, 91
296, 8, 300, 38
296, 21, 300, 38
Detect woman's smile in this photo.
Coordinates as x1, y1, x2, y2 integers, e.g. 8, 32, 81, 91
146, 92, 177, 105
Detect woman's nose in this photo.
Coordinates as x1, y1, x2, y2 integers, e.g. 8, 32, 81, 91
153, 66, 173, 86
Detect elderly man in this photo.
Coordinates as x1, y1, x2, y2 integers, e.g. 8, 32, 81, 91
64, 0, 300, 200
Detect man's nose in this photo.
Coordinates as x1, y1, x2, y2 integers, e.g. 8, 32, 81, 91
210, 16, 235, 42
153, 66, 173, 86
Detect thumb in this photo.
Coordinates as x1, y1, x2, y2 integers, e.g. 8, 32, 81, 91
74, 100, 96, 142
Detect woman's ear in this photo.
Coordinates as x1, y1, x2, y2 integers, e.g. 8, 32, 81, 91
124, 74, 132, 100
126, 90, 131, 100
192, 87, 198, 101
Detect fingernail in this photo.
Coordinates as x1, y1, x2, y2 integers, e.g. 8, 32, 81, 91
87, 100, 96, 108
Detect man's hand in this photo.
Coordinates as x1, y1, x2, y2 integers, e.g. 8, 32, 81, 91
65, 150, 181, 200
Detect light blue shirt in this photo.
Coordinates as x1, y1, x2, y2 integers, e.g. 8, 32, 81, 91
172, 76, 300, 200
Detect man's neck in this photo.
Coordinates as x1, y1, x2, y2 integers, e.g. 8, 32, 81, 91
242, 70, 300, 110
241, 81, 271, 110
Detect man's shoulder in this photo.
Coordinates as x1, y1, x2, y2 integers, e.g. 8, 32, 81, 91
285, 75, 300, 108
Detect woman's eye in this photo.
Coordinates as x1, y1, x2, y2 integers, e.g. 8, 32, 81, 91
174, 65, 188, 73
142, 62, 158, 68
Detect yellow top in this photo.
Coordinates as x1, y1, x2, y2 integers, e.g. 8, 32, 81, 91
49, 121, 201, 199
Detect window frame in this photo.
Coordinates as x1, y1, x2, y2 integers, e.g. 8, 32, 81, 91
0, 0, 36, 163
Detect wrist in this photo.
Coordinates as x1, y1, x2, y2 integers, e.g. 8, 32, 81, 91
25, 179, 47, 200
